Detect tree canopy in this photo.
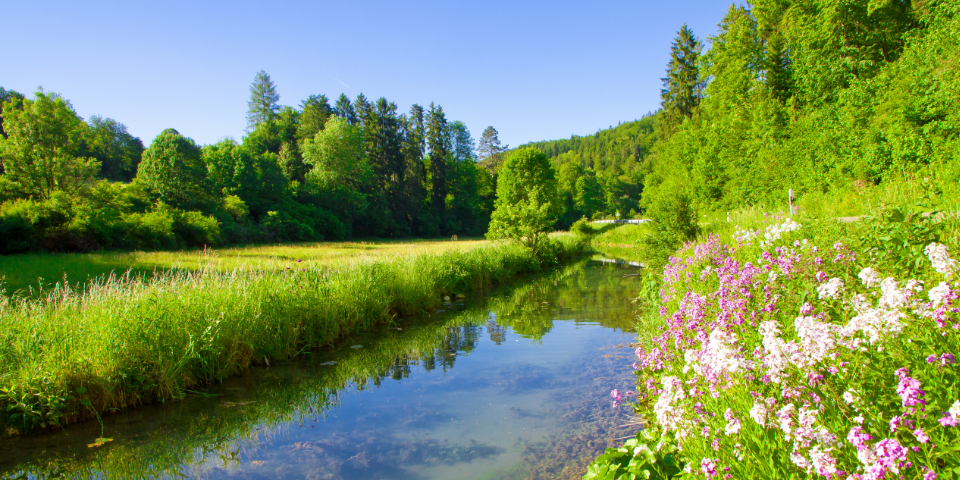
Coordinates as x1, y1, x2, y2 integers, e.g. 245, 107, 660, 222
487, 148, 559, 250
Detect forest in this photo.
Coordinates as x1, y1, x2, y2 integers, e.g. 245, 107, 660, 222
0, 76, 510, 253
638, 0, 960, 215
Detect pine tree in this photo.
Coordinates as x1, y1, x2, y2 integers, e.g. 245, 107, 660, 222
426, 103, 449, 225
247, 70, 280, 131
399, 104, 426, 234
354, 94, 372, 128
660, 25, 704, 133
334, 94, 356, 124
478, 126, 507, 161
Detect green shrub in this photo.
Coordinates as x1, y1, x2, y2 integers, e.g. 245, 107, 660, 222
643, 190, 700, 268
571, 217, 595, 237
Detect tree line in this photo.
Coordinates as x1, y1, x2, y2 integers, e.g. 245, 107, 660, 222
0, 72, 511, 253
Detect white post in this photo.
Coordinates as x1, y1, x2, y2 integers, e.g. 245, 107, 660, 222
788, 189, 794, 216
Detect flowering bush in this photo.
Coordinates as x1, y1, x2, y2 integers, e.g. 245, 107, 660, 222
587, 218, 960, 480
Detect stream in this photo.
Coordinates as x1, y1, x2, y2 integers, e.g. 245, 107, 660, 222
0, 257, 643, 480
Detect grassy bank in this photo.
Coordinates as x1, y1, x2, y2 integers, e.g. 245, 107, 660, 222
0, 234, 585, 435
0, 237, 489, 296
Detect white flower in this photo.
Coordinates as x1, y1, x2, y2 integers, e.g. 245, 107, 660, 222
925, 243, 957, 277
817, 277, 844, 300
750, 400, 769, 427
950, 400, 960, 419
841, 307, 906, 344
928, 282, 951, 308
724, 408, 742, 435
760, 218, 802, 248
795, 316, 836, 364
809, 445, 838, 477
853, 415, 864, 424
858, 267, 881, 288
842, 389, 860, 407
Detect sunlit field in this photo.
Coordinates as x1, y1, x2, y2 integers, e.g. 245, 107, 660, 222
0, 237, 488, 296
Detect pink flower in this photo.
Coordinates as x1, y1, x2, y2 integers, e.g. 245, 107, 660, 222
701, 457, 718, 478
896, 375, 926, 407
914, 428, 929, 444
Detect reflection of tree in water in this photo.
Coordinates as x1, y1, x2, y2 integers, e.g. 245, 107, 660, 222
377, 323, 484, 383
487, 317, 507, 345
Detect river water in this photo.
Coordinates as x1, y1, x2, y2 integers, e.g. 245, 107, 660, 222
0, 258, 643, 480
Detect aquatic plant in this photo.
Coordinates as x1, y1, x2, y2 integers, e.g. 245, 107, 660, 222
587, 217, 960, 479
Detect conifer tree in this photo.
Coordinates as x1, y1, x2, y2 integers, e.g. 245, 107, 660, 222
247, 70, 280, 131
660, 25, 704, 133
426, 103, 449, 225
399, 104, 426, 233
478, 126, 507, 161
334, 94, 356, 124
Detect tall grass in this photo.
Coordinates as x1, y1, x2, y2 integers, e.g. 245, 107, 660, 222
0, 237, 489, 295
0, 235, 585, 434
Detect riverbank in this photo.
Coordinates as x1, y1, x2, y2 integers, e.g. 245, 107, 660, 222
0, 234, 585, 435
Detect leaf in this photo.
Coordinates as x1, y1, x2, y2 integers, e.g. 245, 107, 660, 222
75, 386, 87, 394
80, 399, 91, 407
87, 437, 113, 448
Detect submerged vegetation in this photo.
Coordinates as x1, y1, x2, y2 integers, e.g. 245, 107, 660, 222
0, 235, 585, 435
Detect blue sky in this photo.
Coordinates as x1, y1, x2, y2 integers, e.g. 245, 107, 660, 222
4, 0, 734, 148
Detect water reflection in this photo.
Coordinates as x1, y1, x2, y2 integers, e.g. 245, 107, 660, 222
0, 260, 642, 480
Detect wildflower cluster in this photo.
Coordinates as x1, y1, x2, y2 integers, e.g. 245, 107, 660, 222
626, 225, 960, 479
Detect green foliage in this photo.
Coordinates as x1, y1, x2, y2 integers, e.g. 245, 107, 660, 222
519, 116, 655, 228
583, 428, 683, 480
641, 0, 960, 213
0, 87, 26, 141
246, 70, 280, 130
83, 115, 144, 182
0, 90, 100, 199
487, 148, 560, 251
137, 129, 210, 211
860, 184, 944, 275
571, 217, 595, 237
660, 24, 704, 134
643, 189, 700, 268
0, 78, 506, 253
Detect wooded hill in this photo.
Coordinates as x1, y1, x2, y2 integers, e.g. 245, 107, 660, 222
643, 0, 960, 212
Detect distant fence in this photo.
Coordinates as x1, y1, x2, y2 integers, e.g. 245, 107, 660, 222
590, 219, 650, 225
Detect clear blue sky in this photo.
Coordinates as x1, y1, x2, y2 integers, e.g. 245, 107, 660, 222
4, 0, 734, 149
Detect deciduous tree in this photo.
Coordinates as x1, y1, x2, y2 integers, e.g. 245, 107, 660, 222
0, 90, 99, 199
137, 128, 210, 210
487, 148, 559, 250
